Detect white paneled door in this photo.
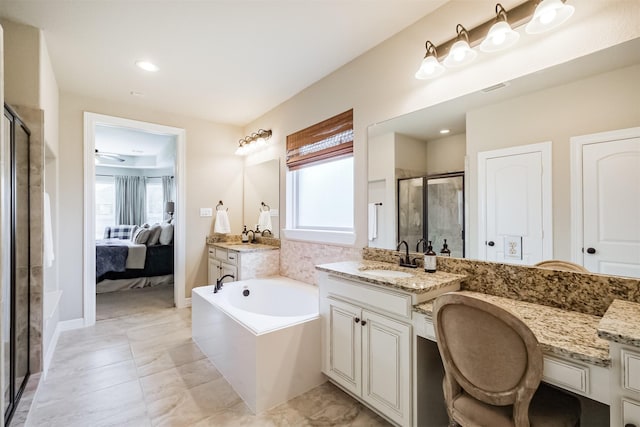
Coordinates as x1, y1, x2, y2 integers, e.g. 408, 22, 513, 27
580, 135, 640, 278
478, 142, 552, 265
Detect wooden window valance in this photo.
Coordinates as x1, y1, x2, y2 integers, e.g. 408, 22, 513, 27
286, 109, 353, 170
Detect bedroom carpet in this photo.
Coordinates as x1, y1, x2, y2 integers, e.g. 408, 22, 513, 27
21, 285, 390, 427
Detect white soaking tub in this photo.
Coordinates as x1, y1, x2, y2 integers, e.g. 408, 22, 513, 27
192, 276, 324, 414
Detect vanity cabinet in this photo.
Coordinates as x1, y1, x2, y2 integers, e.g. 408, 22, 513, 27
610, 344, 640, 427
208, 247, 237, 284
320, 272, 412, 427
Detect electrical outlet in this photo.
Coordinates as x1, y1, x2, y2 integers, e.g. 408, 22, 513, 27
200, 208, 213, 217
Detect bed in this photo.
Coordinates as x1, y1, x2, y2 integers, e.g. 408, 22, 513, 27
96, 224, 174, 292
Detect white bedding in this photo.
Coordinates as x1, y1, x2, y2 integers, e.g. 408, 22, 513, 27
100, 238, 147, 269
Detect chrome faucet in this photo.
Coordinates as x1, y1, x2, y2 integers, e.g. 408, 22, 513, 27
214, 274, 235, 293
396, 240, 417, 268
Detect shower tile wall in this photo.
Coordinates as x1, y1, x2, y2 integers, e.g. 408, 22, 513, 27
280, 240, 361, 285
13, 105, 44, 374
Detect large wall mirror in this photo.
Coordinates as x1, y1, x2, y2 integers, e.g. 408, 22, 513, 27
367, 38, 640, 278
243, 159, 279, 238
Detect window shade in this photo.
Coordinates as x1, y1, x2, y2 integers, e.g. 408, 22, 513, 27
286, 109, 353, 170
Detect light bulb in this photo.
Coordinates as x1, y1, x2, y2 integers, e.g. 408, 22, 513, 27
540, 8, 557, 24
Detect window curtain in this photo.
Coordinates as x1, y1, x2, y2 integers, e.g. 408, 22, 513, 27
286, 109, 353, 170
162, 176, 175, 220
115, 176, 147, 225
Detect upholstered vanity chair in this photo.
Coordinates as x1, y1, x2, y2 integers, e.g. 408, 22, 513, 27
433, 293, 581, 427
534, 260, 589, 273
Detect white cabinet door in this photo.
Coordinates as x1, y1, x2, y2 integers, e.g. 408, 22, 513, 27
220, 262, 237, 281
207, 258, 218, 284
362, 310, 411, 426
478, 142, 552, 265
582, 137, 640, 278
325, 298, 362, 396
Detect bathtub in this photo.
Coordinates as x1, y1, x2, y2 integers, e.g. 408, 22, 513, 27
192, 277, 324, 414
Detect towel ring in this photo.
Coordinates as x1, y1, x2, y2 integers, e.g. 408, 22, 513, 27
216, 201, 225, 211
261, 202, 270, 212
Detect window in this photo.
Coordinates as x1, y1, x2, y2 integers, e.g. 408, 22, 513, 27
95, 176, 115, 239
285, 109, 355, 244
146, 178, 164, 225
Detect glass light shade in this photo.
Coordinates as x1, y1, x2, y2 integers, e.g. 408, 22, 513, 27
480, 21, 520, 52
443, 40, 477, 68
525, 0, 575, 34
415, 55, 445, 79
235, 145, 247, 156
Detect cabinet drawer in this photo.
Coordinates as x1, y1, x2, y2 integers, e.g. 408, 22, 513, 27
413, 312, 436, 341
326, 275, 412, 319
623, 349, 640, 394
208, 248, 215, 257
542, 356, 588, 394
226, 251, 238, 265
623, 397, 640, 426
215, 247, 227, 260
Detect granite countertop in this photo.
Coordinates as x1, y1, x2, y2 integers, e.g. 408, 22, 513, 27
209, 242, 279, 252
598, 299, 640, 347
415, 290, 611, 367
316, 260, 466, 295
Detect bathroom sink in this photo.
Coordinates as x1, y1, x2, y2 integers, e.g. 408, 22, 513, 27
363, 269, 414, 279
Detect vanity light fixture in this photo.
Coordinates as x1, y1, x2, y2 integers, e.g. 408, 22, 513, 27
235, 129, 273, 156
415, 41, 445, 80
443, 25, 477, 68
525, 0, 575, 34
415, 0, 575, 79
480, 4, 520, 52
135, 60, 159, 72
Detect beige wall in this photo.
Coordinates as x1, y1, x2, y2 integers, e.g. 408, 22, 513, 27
1, 19, 39, 109
426, 133, 465, 175
466, 63, 640, 260
243, 0, 640, 279
58, 92, 243, 319
39, 31, 59, 157
395, 133, 428, 178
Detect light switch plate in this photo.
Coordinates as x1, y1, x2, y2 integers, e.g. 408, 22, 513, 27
200, 208, 213, 217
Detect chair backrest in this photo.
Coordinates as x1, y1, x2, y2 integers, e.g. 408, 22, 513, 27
534, 259, 589, 273
433, 293, 543, 423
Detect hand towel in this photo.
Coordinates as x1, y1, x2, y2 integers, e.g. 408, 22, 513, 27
44, 192, 55, 267
258, 210, 272, 232
368, 202, 378, 241
214, 209, 231, 234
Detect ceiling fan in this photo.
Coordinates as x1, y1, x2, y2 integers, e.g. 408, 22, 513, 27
95, 149, 125, 162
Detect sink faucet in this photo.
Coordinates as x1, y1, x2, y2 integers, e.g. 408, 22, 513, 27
396, 240, 418, 268
261, 229, 272, 236
246, 230, 256, 244
416, 238, 427, 253
214, 274, 235, 293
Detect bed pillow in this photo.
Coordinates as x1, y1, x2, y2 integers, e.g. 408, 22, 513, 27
147, 224, 162, 246
159, 223, 174, 245
132, 227, 151, 244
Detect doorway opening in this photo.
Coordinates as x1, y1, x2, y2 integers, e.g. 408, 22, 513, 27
83, 113, 186, 326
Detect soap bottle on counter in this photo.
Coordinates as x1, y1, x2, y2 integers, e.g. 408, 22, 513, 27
424, 241, 437, 273
440, 239, 451, 257
241, 225, 249, 243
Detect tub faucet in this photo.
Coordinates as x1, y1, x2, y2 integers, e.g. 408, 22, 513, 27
214, 274, 235, 293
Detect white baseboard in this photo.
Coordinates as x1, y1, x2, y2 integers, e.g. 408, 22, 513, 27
58, 318, 86, 331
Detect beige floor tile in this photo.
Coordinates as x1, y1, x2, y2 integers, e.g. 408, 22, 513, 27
140, 358, 222, 404
46, 343, 133, 380
135, 340, 206, 378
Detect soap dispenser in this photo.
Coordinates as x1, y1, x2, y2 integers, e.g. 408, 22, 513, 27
424, 240, 437, 273
241, 225, 249, 243
440, 239, 451, 257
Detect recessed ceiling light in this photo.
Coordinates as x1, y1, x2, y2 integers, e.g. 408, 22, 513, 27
130, 91, 145, 97
135, 60, 159, 72
440, 129, 450, 135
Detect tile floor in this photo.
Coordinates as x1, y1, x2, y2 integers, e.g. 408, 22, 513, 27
18, 284, 390, 427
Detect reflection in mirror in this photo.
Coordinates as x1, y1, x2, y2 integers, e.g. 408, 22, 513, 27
367, 38, 640, 278
427, 173, 464, 258
243, 159, 279, 238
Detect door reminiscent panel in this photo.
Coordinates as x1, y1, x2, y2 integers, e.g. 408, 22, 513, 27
480, 143, 551, 265
582, 137, 640, 277
326, 298, 361, 395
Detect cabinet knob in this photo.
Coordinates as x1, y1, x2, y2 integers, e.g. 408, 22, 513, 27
487, 241, 495, 247
354, 317, 360, 323
624, 424, 636, 427
586, 247, 596, 254
361, 320, 367, 326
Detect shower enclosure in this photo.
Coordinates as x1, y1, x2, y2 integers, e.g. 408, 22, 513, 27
2, 104, 31, 425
